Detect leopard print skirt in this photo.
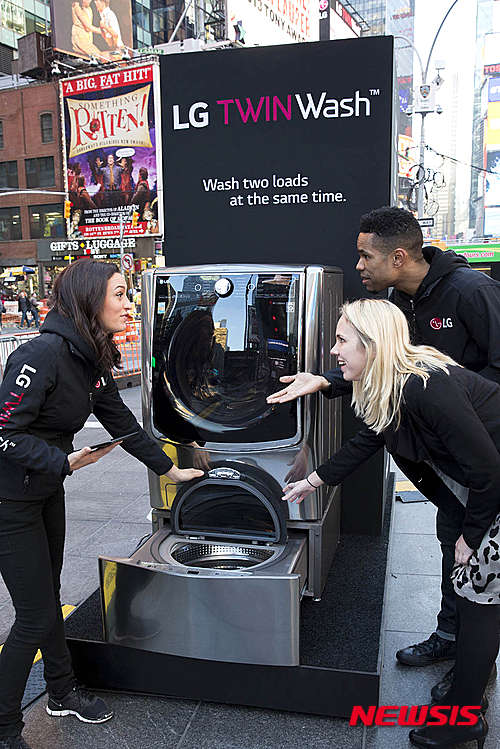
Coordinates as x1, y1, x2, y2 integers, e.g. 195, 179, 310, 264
452, 511, 500, 604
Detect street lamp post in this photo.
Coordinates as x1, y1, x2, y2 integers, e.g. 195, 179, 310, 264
395, 0, 460, 218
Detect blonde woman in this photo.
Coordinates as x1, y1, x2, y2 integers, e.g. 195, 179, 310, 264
283, 298, 500, 749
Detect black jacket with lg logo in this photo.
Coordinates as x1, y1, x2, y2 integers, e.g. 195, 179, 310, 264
323, 247, 500, 397
0, 309, 173, 500
319, 248, 500, 541
392, 247, 500, 384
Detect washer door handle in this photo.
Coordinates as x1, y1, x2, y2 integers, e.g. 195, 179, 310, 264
208, 467, 241, 480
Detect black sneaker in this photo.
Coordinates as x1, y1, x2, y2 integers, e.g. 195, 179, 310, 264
46, 686, 113, 723
0, 737, 32, 749
431, 661, 497, 702
396, 633, 456, 666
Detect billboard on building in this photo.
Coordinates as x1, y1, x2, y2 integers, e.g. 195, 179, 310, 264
50, 0, 133, 61
489, 77, 500, 103
159, 37, 394, 298
60, 62, 163, 239
227, 0, 318, 46
486, 101, 500, 149
486, 151, 500, 207
398, 134, 415, 178
485, 207, 500, 236
330, 1, 360, 39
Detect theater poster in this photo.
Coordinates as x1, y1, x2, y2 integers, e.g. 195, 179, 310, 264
60, 61, 163, 239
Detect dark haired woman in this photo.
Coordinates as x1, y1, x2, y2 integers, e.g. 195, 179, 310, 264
0, 259, 204, 749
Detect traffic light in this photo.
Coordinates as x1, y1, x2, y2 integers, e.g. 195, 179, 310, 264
64, 200, 72, 219
131, 211, 139, 228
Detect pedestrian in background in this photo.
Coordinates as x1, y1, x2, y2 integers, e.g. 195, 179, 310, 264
283, 298, 498, 749
29, 293, 39, 328
0, 259, 204, 749
17, 291, 31, 329
268, 206, 500, 702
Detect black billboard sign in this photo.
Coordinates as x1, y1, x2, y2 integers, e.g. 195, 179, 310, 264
160, 37, 394, 302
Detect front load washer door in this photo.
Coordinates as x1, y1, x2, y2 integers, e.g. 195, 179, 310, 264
151, 270, 302, 446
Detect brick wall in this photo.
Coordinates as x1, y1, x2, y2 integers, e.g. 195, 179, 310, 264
0, 81, 64, 266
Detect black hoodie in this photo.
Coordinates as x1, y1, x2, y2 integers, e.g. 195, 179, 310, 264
0, 309, 173, 500
323, 247, 500, 395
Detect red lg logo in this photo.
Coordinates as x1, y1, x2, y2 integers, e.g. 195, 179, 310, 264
430, 317, 453, 330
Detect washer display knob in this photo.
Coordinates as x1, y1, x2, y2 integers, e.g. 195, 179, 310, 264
214, 278, 233, 297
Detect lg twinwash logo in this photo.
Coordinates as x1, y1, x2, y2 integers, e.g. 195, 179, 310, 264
172, 89, 379, 130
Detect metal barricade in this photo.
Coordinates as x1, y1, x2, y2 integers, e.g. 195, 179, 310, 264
0, 332, 40, 378
114, 320, 141, 381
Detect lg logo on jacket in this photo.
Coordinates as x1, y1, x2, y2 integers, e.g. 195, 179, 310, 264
430, 317, 453, 330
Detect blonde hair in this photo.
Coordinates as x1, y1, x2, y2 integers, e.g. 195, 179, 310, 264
340, 299, 458, 433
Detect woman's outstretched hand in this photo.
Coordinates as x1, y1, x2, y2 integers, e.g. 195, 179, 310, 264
166, 465, 205, 483
68, 442, 119, 471
266, 373, 330, 404
455, 534, 474, 565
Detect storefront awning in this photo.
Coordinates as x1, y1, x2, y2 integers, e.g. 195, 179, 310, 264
0, 266, 36, 278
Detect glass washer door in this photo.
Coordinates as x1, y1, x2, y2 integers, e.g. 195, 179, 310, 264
152, 271, 301, 445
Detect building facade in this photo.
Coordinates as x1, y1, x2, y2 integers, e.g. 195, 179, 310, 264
0, 79, 64, 296
470, 0, 500, 237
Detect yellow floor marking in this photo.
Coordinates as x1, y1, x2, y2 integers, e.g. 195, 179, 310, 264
396, 480, 417, 492
0, 604, 76, 664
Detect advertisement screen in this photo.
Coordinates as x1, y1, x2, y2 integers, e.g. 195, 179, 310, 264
485, 207, 500, 236
50, 0, 133, 61
227, 0, 318, 46
489, 77, 500, 103
329, 2, 359, 40
486, 151, 500, 207
160, 38, 394, 302
60, 63, 163, 239
487, 101, 500, 149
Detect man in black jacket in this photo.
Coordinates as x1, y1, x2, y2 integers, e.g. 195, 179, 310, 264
17, 291, 32, 329
268, 206, 500, 697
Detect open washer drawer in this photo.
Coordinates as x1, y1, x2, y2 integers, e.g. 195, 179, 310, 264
99, 466, 308, 666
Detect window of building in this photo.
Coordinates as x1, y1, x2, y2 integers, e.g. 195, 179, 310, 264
25, 156, 55, 188
40, 113, 53, 143
29, 204, 64, 239
0, 120, 3, 149
0, 161, 18, 189
0, 207, 22, 241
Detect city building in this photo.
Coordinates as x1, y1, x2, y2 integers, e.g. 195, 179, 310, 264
354, 0, 415, 207
470, 0, 500, 237
0, 78, 64, 297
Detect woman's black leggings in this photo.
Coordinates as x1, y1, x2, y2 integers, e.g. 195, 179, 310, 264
0, 490, 74, 739
444, 594, 500, 707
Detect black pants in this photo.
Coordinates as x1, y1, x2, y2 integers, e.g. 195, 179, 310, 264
436, 508, 463, 639
0, 490, 74, 739
443, 594, 500, 706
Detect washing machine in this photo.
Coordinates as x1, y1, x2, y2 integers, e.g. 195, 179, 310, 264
99, 264, 342, 666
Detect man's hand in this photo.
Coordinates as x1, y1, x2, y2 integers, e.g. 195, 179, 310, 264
166, 465, 205, 483
266, 373, 330, 404
455, 534, 474, 565
68, 442, 119, 471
